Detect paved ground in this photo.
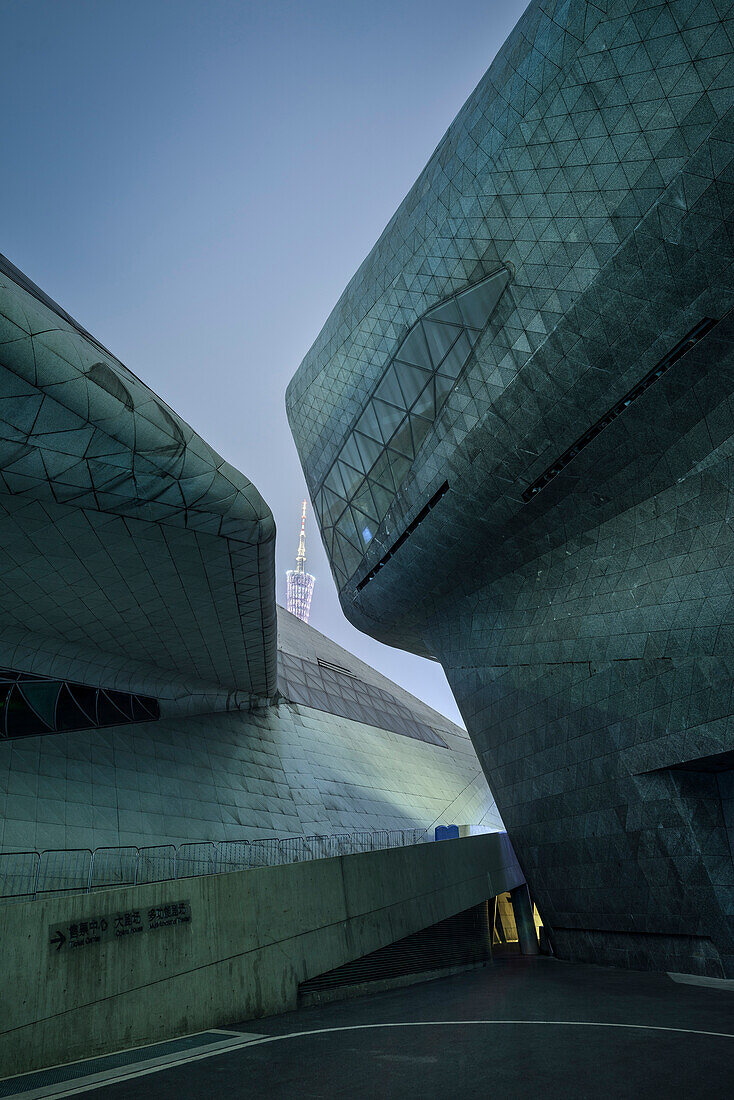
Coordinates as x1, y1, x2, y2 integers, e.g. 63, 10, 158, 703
27, 957, 734, 1098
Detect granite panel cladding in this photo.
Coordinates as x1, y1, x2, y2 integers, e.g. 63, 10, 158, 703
288, 0, 734, 976
0, 701, 501, 853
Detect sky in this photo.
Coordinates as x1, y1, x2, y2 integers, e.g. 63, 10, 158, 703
2, 0, 528, 726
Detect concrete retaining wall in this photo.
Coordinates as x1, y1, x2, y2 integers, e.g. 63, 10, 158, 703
0, 832, 523, 1078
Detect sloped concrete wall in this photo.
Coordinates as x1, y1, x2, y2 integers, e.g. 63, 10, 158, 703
0, 832, 522, 1078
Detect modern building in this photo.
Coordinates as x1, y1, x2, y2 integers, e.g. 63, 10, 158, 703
0, 251, 501, 859
288, 0, 734, 977
286, 499, 316, 622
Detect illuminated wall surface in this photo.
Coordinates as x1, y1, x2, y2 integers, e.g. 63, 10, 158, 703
0, 256, 500, 853
288, 0, 734, 976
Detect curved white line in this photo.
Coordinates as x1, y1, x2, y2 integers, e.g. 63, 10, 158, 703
37, 1020, 734, 1098
240, 1019, 734, 1046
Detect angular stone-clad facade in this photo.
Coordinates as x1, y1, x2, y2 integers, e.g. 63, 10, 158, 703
288, 0, 734, 976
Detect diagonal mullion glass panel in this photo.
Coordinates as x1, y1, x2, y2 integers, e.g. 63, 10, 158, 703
368, 451, 397, 494
353, 430, 383, 471
368, 479, 395, 520
374, 364, 407, 410
455, 267, 510, 328
340, 433, 366, 474
410, 413, 432, 454
388, 450, 412, 486
372, 398, 405, 439
355, 403, 384, 444
434, 372, 456, 405
396, 323, 431, 368
387, 416, 414, 460
394, 360, 432, 407
411, 377, 435, 420
425, 298, 462, 325
352, 479, 378, 524
423, 319, 463, 365
336, 459, 364, 498
352, 505, 376, 545
322, 485, 348, 525
436, 329, 472, 380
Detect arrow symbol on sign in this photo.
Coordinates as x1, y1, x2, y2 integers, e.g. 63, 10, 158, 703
50, 930, 66, 951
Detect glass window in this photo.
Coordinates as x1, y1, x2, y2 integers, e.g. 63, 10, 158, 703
369, 450, 396, 493
352, 480, 378, 523
394, 360, 431, 407
374, 365, 407, 410
387, 416, 414, 460
356, 403, 384, 444
397, 323, 431, 368
368, 479, 395, 519
321, 486, 347, 526
410, 414, 432, 454
372, 398, 405, 439
456, 268, 509, 329
437, 330, 472, 379
317, 266, 510, 562
426, 297, 462, 325
388, 450, 412, 485
423, 319, 462, 365
336, 459, 363, 498
340, 433, 366, 474
435, 372, 455, 405
353, 430, 383, 472
411, 377, 435, 420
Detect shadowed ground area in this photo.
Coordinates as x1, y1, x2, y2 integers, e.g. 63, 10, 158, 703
38, 956, 734, 1100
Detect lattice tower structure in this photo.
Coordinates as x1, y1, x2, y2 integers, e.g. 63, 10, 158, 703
286, 500, 315, 623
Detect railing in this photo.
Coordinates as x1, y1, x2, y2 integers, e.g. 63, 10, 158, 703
0, 828, 429, 902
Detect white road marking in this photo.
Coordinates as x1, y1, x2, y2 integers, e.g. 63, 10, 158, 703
6, 1019, 733, 1098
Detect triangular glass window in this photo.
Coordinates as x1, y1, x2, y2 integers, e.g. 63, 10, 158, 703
372, 398, 405, 439
388, 450, 412, 486
355, 403, 384, 445
353, 430, 383, 472
455, 267, 509, 329
411, 378, 435, 420
322, 486, 347, 526
410, 413, 432, 454
426, 298, 462, 325
7, 684, 45, 736
396, 323, 431, 368
374, 365, 407, 411
437, 330, 472, 379
394, 361, 431, 407
435, 372, 455, 406
368, 479, 394, 519
340, 433, 366, 474
387, 416, 414, 460
70, 684, 98, 723
56, 683, 95, 731
423, 319, 462, 365
324, 465, 345, 497
368, 451, 396, 494
352, 480, 378, 524
336, 459, 363, 499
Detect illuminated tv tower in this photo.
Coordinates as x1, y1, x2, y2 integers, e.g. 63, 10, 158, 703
286, 500, 315, 623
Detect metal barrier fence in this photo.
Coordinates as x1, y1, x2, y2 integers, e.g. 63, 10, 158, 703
0, 828, 429, 902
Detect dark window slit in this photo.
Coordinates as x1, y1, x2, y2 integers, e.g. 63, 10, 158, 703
522, 317, 719, 503
356, 481, 449, 591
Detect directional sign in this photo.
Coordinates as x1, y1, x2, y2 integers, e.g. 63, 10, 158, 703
48, 900, 191, 954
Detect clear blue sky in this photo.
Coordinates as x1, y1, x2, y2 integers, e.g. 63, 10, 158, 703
3, 0, 528, 725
